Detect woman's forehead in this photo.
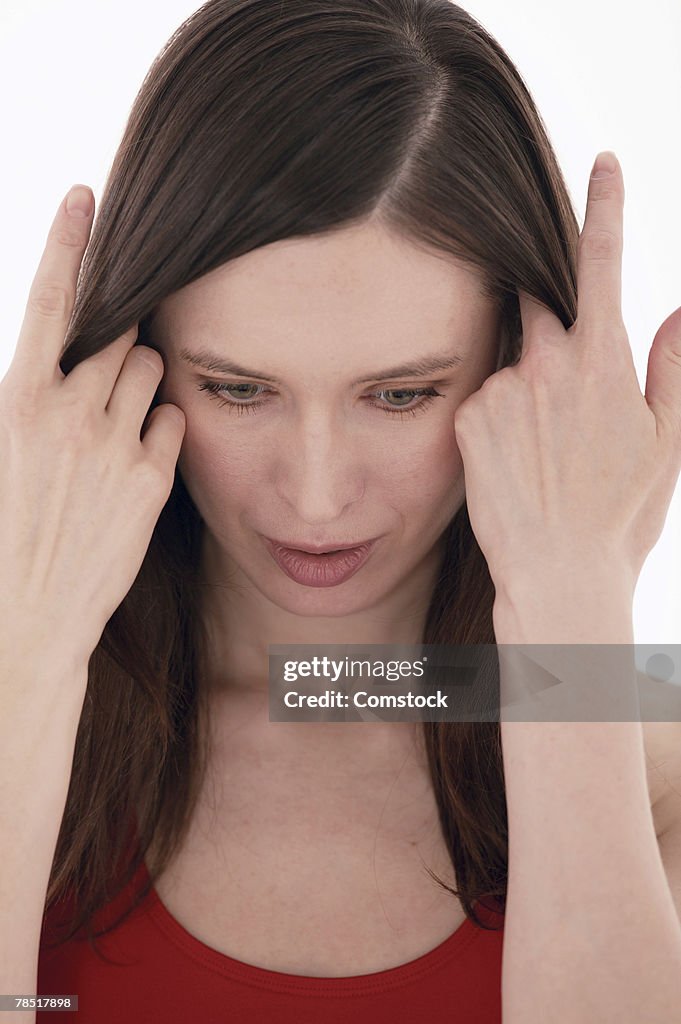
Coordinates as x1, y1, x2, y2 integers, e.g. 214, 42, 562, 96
154, 221, 489, 332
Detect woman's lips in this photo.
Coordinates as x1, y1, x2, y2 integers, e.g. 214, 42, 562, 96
262, 536, 377, 587
266, 536, 375, 554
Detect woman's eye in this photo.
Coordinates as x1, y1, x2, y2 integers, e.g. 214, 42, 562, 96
196, 381, 266, 415
195, 381, 446, 419
372, 387, 445, 416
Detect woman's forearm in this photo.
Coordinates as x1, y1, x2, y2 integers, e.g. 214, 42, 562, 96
493, 567, 681, 1024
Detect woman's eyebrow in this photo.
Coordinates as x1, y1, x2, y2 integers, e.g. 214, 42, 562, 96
178, 346, 465, 385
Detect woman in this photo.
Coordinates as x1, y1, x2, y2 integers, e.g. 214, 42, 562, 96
2, 1, 680, 1021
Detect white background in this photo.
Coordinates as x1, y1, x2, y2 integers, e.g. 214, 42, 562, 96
1, 0, 679, 649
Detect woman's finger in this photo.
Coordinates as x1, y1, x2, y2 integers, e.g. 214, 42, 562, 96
12, 185, 95, 390
575, 151, 624, 334
61, 327, 139, 406
516, 289, 560, 360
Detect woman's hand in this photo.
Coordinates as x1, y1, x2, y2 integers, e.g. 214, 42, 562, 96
453, 151, 681, 595
0, 185, 186, 677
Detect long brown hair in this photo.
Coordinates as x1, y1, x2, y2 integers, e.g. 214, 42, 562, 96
44, 0, 579, 947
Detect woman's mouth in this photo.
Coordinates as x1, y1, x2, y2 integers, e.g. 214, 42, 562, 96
261, 536, 378, 587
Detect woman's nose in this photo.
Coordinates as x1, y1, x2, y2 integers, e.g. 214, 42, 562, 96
274, 415, 365, 522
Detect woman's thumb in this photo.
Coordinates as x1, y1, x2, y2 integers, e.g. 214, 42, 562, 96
644, 304, 681, 439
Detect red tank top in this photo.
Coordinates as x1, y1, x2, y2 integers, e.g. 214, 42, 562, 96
37, 857, 504, 1022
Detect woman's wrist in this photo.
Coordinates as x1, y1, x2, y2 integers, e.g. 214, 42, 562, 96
491, 555, 636, 645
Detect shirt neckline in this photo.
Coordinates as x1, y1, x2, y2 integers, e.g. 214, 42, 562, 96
138, 857, 490, 995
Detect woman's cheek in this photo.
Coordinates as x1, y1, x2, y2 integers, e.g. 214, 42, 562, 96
429, 432, 467, 521
177, 420, 258, 512
175, 406, 466, 526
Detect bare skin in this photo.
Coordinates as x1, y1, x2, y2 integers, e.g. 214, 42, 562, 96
3, 186, 677, 995
0, 185, 185, 1023
143, 219, 509, 973
146, 685, 680, 978
145, 217, 680, 976
148, 696, 468, 977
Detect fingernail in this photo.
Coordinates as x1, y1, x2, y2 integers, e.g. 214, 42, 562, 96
66, 185, 93, 218
591, 151, 617, 178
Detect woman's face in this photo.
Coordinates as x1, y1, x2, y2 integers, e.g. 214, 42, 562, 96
151, 219, 502, 618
